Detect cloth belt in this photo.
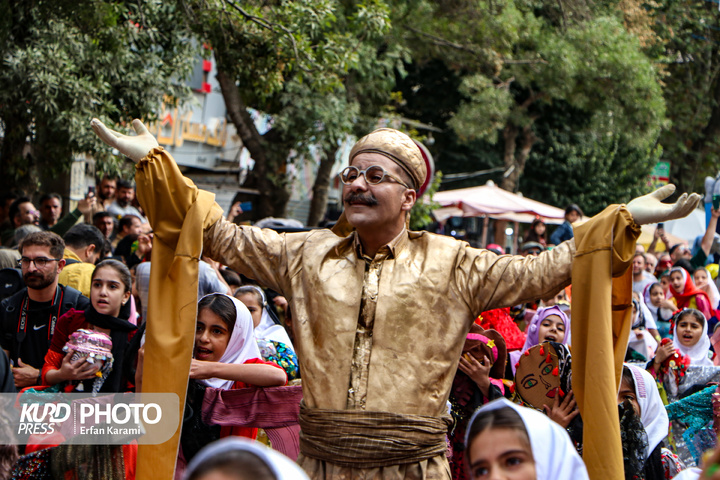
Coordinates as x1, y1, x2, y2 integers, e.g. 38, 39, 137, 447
298, 400, 451, 469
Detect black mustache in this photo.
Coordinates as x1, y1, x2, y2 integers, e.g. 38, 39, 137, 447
344, 192, 378, 206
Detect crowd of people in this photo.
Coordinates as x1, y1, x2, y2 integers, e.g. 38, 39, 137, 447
0, 119, 716, 480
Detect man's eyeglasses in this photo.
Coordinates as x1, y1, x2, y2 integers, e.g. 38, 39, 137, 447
18, 257, 63, 269
340, 166, 412, 189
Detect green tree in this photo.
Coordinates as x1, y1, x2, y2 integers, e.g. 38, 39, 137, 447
393, 0, 666, 206
180, 0, 406, 221
520, 101, 661, 215
646, 0, 720, 194
0, 0, 197, 193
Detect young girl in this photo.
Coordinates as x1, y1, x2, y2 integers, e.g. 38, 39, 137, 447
693, 268, 720, 333
184, 437, 310, 480
509, 306, 569, 374
618, 364, 684, 480
449, 327, 507, 480
234, 286, 299, 380
627, 297, 658, 363
465, 398, 588, 480
42, 259, 137, 393
674, 309, 713, 367
668, 267, 714, 321
651, 309, 714, 405
181, 294, 287, 465
644, 282, 675, 339
524, 219, 547, 247
659, 270, 672, 297
189, 294, 287, 390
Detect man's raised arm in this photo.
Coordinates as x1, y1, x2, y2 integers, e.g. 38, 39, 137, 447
90, 118, 291, 295
463, 185, 701, 314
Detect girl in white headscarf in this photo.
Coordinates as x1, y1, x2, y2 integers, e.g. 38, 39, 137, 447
628, 294, 659, 362
465, 397, 589, 480
644, 282, 676, 338
234, 286, 294, 347
621, 364, 685, 480
190, 293, 287, 390
694, 267, 720, 310
671, 309, 713, 368
182, 294, 288, 466
183, 436, 310, 480
234, 286, 299, 380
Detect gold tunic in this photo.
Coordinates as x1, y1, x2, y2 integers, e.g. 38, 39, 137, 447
140, 148, 578, 479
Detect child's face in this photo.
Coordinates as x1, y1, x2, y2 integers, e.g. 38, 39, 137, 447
617, 377, 640, 415
670, 271, 685, 292
91, 266, 130, 317
534, 223, 545, 236
650, 286, 665, 307
195, 308, 231, 362
236, 293, 263, 328
660, 276, 670, 292
694, 269, 709, 288
468, 427, 536, 480
537, 314, 565, 343
676, 315, 703, 348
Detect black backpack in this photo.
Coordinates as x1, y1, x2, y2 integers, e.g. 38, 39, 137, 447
0, 268, 23, 301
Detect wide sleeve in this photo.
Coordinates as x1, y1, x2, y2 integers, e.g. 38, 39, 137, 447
135, 147, 224, 253
135, 147, 291, 296
455, 238, 576, 316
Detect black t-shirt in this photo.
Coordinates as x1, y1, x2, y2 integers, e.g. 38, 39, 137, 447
0, 286, 90, 369
19, 299, 54, 369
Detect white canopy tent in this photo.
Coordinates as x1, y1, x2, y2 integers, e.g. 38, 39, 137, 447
432, 180, 572, 251
433, 180, 567, 221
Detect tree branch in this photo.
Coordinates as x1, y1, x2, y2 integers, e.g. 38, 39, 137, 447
223, 0, 314, 73
406, 25, 479, 54
406, 26, 547, 65
503, 59, 548, 65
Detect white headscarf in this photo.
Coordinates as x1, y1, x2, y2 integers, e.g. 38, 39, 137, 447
239, 286, 295, 349
183, 437, 309, 480
196, 293, 262, 390
628, 298, 658, 360
643, 282, 674, 325
625, 364, 669, 458
696, 267, 720, 309
466, 398, 589, 480
672, 310, 713, 367
670, 467, 701, 480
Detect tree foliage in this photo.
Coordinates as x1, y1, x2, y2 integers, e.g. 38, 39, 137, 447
646, 0, 720, 195
391, 0, 667, 216
180, 0, 408, 220
0, 0, 197, 192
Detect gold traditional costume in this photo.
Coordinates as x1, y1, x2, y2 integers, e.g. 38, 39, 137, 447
134, 129, 637, 480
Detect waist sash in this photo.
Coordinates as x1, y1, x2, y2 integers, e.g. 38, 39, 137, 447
298, 400, 451, 469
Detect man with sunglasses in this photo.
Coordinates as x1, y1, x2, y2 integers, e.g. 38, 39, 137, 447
91, 118, 702, 479
0, 231, 89, 388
